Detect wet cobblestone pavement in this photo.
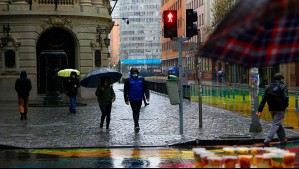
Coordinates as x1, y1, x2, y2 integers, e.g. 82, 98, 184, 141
0, 83, 299, 148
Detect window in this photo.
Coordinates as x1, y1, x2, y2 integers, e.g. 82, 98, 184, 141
95, 50, 101, 67
5, 50, 15, 68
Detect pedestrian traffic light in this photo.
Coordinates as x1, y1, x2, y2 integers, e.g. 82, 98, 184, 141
163, 10, 177, 38
186, 9, 198, 38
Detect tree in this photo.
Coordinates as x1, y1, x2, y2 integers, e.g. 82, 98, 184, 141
211, 0, 237, 29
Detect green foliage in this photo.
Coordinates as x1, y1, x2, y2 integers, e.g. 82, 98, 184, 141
211, 0, 237, 29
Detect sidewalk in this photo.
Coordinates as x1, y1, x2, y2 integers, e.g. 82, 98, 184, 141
0, 83, 299, 149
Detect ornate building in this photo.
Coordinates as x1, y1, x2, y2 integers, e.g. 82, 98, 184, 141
0, 0, 113, 100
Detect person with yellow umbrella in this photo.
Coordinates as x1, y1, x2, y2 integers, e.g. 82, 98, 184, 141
57, 69, 80, 113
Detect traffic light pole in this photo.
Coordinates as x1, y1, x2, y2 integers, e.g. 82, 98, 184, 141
173, 37, 188, 135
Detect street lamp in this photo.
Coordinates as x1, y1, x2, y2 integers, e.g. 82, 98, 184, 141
1, 24, 10, 47
96, 25, 110, 47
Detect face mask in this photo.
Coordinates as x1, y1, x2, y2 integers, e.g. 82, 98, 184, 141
72, 75, 76, 78
132, 74, 138, 77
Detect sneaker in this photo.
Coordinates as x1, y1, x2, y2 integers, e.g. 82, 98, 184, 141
264, 142, 272, 147
135, 126, 140, 132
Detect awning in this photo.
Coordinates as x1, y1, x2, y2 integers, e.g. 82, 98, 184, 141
120, 59, 161, 65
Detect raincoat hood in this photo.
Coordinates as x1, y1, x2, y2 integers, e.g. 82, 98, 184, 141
20, 71, 27, 78
70, 71, 77, 78
130, 68, 139, 76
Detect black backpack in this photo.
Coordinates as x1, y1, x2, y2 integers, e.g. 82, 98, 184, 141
267, 82, 284, 106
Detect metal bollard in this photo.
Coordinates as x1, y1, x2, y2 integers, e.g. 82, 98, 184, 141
233, 89, 235, 99
296, 93, 298, 111
220, 88, 222, 98
228, 89, 230, 99
243, 90, 245, 101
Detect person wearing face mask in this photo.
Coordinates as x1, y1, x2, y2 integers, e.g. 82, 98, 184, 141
95, 77, 116, 130
124, 68, 150, 132
65, 71, 80, 114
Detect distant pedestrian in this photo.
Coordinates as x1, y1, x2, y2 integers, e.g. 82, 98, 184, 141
95, 77, 115, 130
124, 68, 150, 132
65, 71, 80, 114
218, 70, 225, 83
15, 71, 32, 121
256, 73, 289, 147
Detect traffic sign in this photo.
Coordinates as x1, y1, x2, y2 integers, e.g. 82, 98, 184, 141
172, 42, 197, 51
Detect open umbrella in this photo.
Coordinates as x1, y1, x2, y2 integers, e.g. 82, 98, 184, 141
199, 0, 299, 68
80, 68, 122, 88
139, 69, 153, 77
57, 69, 80, 77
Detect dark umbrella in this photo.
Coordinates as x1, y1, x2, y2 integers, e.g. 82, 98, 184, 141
80, 68, 122, 88
139, 69, 153, 77
199, 0, 299, 68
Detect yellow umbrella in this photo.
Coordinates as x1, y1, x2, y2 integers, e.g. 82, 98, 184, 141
57, 69, 80, 77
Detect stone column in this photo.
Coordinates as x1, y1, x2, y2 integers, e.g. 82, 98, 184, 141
79, 0, 92, 6
91, 0, 104, 7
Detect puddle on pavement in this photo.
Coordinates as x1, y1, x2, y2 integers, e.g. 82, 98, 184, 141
1, 142, 299, 168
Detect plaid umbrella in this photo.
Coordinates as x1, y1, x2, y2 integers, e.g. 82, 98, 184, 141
199, 0, 299, 68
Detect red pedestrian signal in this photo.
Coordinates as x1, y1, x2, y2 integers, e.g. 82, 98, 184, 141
163, 10, 177, 38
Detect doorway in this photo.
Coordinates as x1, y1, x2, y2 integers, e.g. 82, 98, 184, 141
36, 27, 76, 94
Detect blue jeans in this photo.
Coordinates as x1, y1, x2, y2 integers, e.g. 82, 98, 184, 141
69, 96, 77, 113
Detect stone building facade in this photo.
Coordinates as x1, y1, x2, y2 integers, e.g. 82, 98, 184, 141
0, 0, 113, 101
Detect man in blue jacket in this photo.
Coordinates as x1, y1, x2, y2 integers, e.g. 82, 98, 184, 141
124, 68, 150, 132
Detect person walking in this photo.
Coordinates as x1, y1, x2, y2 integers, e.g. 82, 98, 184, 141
95, 77, 115, 130
124, 68, 150, 132
65, 71, 80, 114
256, 73, 289, 147
15, 70, 32, 121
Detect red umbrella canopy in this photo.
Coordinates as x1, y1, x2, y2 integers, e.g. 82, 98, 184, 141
199, 0, 299, 68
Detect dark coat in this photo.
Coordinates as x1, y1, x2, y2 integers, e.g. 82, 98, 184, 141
65, 72, 80, 97
15, 71, 32, 97
258, 80, 289, 112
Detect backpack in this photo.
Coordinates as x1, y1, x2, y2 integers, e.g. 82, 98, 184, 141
267, 82, 284, 106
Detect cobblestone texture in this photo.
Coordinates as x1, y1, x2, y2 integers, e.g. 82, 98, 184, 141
0, 83, 299, 148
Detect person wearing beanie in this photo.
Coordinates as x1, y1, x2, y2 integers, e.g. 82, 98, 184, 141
256, 73, 289, 147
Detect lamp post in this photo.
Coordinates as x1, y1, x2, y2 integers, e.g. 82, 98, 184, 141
150, 41, 153, 73
1, 24, 10, 47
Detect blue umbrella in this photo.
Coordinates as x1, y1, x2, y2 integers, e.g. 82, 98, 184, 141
168, 67, 178, 72
80, 68, 122, 88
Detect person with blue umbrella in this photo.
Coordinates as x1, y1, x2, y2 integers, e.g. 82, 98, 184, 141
95, 77, 116, 130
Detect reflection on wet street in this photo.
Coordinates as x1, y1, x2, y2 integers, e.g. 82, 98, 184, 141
1, 141, 299, 168
0, 148, 194, 168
